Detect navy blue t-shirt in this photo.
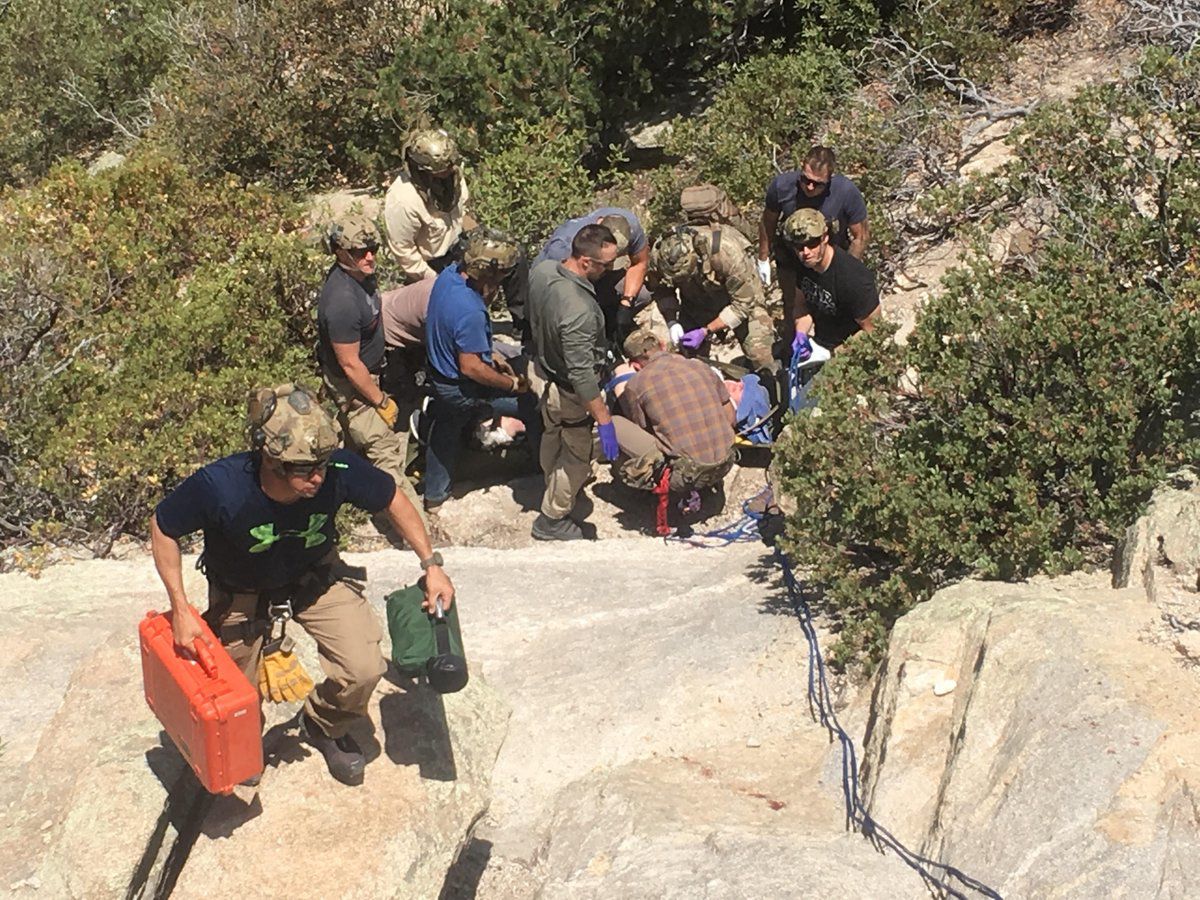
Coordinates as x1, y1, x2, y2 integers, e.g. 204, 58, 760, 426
154, 449, 395, 591
765, 173, 867, 250
425, 262, 492, 383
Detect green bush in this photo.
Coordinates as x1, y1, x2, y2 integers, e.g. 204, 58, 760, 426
148, 0, 415, 189
470, 119, 598, 251
665, 49, 857, 207
771, 52, 1200, 668
0, 153, 323, 544
0, 0, 175, 184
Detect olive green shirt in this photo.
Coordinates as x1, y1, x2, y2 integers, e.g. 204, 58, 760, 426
528, 259, 607, 402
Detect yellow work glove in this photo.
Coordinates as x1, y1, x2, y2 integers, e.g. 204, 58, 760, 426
257, 649, 315, 703
376, 396, 400, 429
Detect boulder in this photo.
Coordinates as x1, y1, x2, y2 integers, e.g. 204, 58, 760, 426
1115, 469, 1200, 611
0, 558, 508, 899
860, 572, 1200, 898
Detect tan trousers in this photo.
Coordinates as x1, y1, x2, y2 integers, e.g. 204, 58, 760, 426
612, 415, 664, 458
208, 565, 386, 738
538, 383, 596, 519
326, 368, 426, 525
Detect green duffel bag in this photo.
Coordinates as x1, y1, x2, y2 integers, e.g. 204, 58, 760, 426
385, 583, 469, 694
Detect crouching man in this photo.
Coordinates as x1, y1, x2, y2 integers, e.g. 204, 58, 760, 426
149, 383, 454, 786
612, 330, 737, 498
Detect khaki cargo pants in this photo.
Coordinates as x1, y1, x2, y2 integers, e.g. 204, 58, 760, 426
538, 382, 597, 519
207, 558, 386, 739
324, 368, 426, 526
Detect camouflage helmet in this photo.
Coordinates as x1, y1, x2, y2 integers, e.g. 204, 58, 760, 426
598, 214, 632, 256
650, 227, 700, 285
780, 208, 828, 247
247, 383, 340, 464
461, 226, 520, 280
325, 212, 381, 254
406, 128, 461, 173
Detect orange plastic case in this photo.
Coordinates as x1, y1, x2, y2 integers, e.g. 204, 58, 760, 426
139, 610, 263, 794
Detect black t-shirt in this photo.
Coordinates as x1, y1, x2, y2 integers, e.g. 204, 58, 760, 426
797, 247, 879, 350
154, 450, 395, 591
317, 265, 385, 374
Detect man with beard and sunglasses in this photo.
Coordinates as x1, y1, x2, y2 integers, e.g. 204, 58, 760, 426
757, 146, 870, 331
150, 383, 454, 786
316, 212, 425, 524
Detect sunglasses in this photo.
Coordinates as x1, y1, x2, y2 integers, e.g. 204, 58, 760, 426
348, 243, 379, 257
801, 174, 830, 189
587, 257, 616, 270
793, 235, 824, 250
281, 460, 328, 479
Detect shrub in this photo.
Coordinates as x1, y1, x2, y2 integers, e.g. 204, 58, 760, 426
0, 0, 175, 184
771, 51, 1200, 668
0, 153, 323, 549
148, 0, 418, 189
665, 48, 858, 207
470, 119, 599, 252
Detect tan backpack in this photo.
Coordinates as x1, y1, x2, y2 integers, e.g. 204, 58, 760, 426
679, 184, 756, 241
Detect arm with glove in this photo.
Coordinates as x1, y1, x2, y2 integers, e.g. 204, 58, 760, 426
332, 341, 398, 426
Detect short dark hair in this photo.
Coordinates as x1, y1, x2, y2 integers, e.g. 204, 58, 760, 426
803, 146, 836, 175
571, 224, 617, 260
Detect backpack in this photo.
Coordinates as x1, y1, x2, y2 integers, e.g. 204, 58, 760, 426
680, 184, 756, 241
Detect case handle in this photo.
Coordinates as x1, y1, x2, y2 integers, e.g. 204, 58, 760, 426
192, 638, 219, 679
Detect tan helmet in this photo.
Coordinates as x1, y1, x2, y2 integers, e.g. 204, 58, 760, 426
247, 383, 340, 464
598, 214, 632, 256
325, 212, 381, 254
650, 227, 700, 285
780, 208, 828, 247
405, 128, 461, 174
461, 226, 520, 280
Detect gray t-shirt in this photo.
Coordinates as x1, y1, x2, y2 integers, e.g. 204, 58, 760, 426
317, 265, 385, 374
536, 206, 647, 264
380, 278, 434, 350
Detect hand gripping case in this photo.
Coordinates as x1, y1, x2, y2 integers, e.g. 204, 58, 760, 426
139, 610, 263, 794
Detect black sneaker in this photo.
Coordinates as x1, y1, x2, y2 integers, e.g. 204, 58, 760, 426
300, 713, 366, 786
531, 513, 586, 541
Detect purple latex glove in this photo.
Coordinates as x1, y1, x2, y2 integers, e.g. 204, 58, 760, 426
791, 330, 813, 362
679, 327, 708, 350
597, 421, 620, 461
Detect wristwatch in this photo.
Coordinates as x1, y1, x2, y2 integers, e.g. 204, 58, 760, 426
419, 551, 444, 571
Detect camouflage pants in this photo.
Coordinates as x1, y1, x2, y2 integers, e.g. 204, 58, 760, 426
612, 416, 735, 492
680, 305, 778, 374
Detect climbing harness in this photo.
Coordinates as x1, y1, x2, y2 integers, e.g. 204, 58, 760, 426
669, 483, 1004, 899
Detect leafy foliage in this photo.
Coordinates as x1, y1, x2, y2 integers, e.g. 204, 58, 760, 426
772, 51, 1200, 667
470, 119, 597, 252
0, 153, 323, 545
0, 0, 175, 184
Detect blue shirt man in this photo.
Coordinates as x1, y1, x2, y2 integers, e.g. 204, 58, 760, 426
426, 262, 494, 383
420, 233, 536, 512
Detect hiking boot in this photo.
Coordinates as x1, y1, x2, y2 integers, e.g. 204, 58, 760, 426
300, 712, 366, 786
531, 513, 586, 541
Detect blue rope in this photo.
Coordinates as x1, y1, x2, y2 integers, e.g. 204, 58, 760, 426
774, 551, 1004, 900
668, 489, 1004, 898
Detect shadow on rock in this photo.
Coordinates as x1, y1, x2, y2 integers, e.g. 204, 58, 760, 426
438, 835, 493, 900
379, 673, 458, 782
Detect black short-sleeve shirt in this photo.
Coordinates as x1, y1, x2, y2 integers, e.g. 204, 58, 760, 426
797, 247, 880, 350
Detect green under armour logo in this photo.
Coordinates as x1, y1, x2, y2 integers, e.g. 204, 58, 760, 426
248, 514, 329, 553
